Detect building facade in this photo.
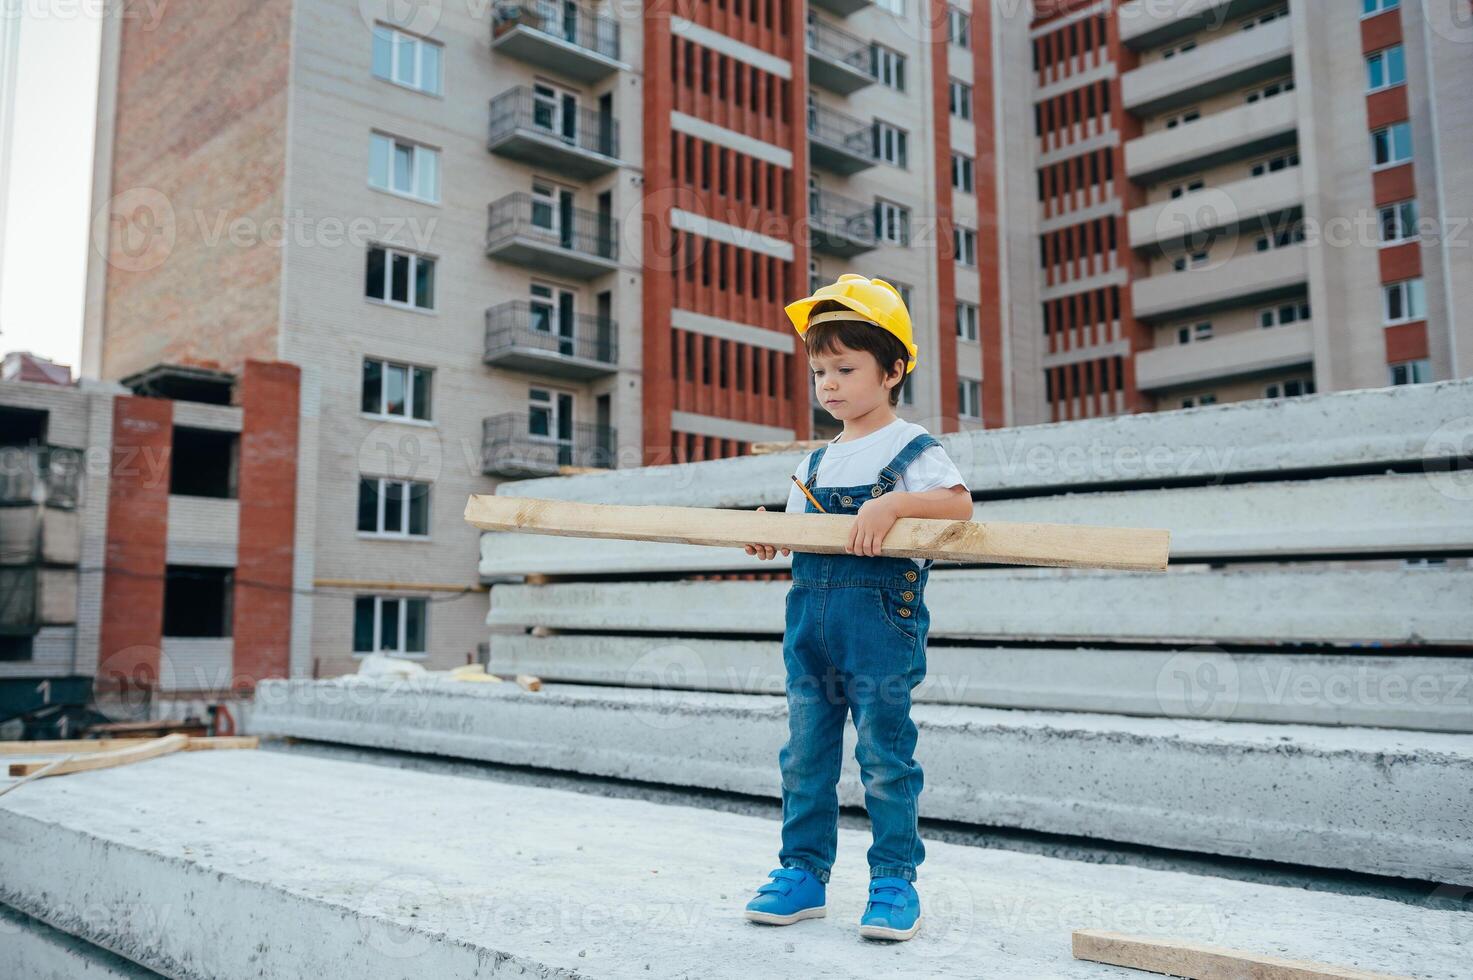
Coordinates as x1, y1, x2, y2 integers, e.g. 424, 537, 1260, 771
80, 0, 1469, 673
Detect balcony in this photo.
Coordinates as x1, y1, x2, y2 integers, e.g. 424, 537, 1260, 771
807, 101, 876, 175
1132, 243, 1308, 321
1122, 15, 1292, 116
490, 0, 626, 83
806, 18, 873, 95
1129, 168, 1302, 249
484, 301, 619, 380
1136, 320, 1314, 391
810, 0, 872, 17
1118, 0, 1286, 50
1125, 95, 1296, 182
487, 88, 620, 179
485, 192, 619, 280
481, 413, 616, 478
808, 187, 876, 257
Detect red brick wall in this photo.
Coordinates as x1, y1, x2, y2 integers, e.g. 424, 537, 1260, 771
97, 396, 173, 692
231, 360, 300, 691
98, 0, 291, 381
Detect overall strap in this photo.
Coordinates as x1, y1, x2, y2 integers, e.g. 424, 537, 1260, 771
874, 433, 940, 493
803, 444, 829, 489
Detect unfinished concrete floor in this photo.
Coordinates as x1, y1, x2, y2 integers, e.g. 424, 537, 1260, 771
1, 748, 1468, 979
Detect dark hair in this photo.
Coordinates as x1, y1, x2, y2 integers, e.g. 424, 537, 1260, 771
801, 300, 909, 407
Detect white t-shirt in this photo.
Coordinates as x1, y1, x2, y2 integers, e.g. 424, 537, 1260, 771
785, 418, 970, 568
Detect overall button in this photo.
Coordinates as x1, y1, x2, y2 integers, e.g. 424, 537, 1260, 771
841, 495, 852, 506
902, 590, 914, 602
870, 486, 882, 497
898, 607, 911, 618
904, 570, 917, 582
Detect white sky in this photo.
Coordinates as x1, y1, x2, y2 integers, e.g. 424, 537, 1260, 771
0, 5, 101, 376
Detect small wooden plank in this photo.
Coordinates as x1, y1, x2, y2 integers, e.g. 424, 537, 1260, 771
516, 674, 543, 692
7, 733, 190, 778
465, 495, 1170, 571
0, 735, 258, 755
1071, 929, 1415, 980
749, 439, 829, 455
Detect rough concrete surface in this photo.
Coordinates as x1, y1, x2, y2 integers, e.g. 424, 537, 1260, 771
242, 678, 1473, 884
0, 751, 1468, 979
1, 903, 161, 978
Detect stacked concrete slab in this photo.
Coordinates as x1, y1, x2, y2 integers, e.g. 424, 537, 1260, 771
251, 380, 1473, 884
2, 750, 1469, 978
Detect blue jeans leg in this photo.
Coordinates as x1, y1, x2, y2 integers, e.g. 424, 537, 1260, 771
777, 588, 847, 885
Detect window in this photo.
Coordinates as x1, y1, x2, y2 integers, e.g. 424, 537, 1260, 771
1366, 46, 1408, 100
954, 226, 977, 266
874, 199, 910, 245
956, 301, 979, 341
369, 133, 440, 203
1175, 321, 1212, 344
1258, 300, 1311, 327
353, 596, 427, 656
947, 7, 970, 47
1371, 122, 1413, 168
1245, 77, 1294, 103
1389, 358, 1430, 385
1379, 200, 1418, 244
1241, 5, 1288, 28
952, 152, 975, 194
872, 121, 908, 167
358, 477, 430, 537
1164, 107, 1200, 129
1362, 0, 1399, 14
1172, 251, 1208, 272
371, 24, 442, 95
362, 359, 433, 420
871, 44, 906, 92
1255, 222, 1306, 251
949, 79, 972, 121
1169, 178, 1205, 199
875, 0, 903, 14
365, 245, 435, 310
958, 379, 981, 419
1161, 40, 1197, 59
1181, 393, 1217, 408
1383, 279, 1426, 324
899, 380, 914, 405
1250, 151, 1299, 177
1265, 378, 1315, 399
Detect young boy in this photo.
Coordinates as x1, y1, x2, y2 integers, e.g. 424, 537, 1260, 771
741, 273, 973, 942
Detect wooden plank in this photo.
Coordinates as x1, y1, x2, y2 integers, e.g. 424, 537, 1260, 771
465, 495, 1170, 571
1071, 929, 1415, 980
0, 735, 258, 755
749, 439, 828, 455
7, 733, 190, 778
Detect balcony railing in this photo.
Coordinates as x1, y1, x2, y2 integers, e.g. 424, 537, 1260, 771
806, 17, 873, 94
808, 187, 876, 256
806, 101, 875, 174
482, 412, 617, 477
488, 87, 620, 177
484, 192, 619, 279
491, 0, 623, 81
484, 301, 619, 379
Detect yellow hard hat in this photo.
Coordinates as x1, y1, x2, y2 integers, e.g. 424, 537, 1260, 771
784, 273, 917, 375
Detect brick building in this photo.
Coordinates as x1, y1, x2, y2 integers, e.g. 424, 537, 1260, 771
80, 0, 1470, 672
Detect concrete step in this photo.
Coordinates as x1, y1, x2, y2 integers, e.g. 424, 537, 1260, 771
1, 750, 1467, 979
1, 903, 161, 979
486, 634, 1473, 732
243, 678, 1473, 884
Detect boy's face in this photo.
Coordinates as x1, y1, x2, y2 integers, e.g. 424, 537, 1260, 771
809, 339, 902, 420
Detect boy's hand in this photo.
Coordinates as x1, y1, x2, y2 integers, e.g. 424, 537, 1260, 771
744, 506, 791, 561
848, 496, 900, 557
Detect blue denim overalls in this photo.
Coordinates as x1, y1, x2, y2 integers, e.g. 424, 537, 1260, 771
776, 432, 938, 884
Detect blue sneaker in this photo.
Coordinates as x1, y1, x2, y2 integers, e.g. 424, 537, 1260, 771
858, 876, 921, 941
743, 867, 827, 925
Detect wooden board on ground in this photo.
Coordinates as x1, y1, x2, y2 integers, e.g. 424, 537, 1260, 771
8, 733, 191, 778
0, 736, 259, 756
465, 495, 1171, 571
1071, 929, 1415, 980
749, 439, 830, 455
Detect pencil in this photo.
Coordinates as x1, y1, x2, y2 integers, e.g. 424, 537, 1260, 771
790, 474, 828, 513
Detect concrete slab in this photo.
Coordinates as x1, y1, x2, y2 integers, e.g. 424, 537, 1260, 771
243, 679, 1473, 884
485, 634, 1473, 732
0, 904, 161, 978
485, 568, 1473, 647
0, 750, 1468, 979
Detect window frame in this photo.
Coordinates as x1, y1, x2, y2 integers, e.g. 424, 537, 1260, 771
1365, 45, 1406, 93
870, 43, 907, 92
948, 79, 973, 122
874, 198, 911, 246
352, 595, 429, 657
365, 243, 437, 312
954, 226, 978, 267
1378, 199, 1419, 246
951, 152, 975, 194
1361, 0, 1400, 17
872, 120, 909, 168
358, 476, 432, 539
956, 301, 979, 342
369, 132, 441, 204
371, 23, 444, 96
957, 378, 981, 419
1370, 121, 1414, 170
361, 357, 434, 422
1382, 278, 1426, 325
